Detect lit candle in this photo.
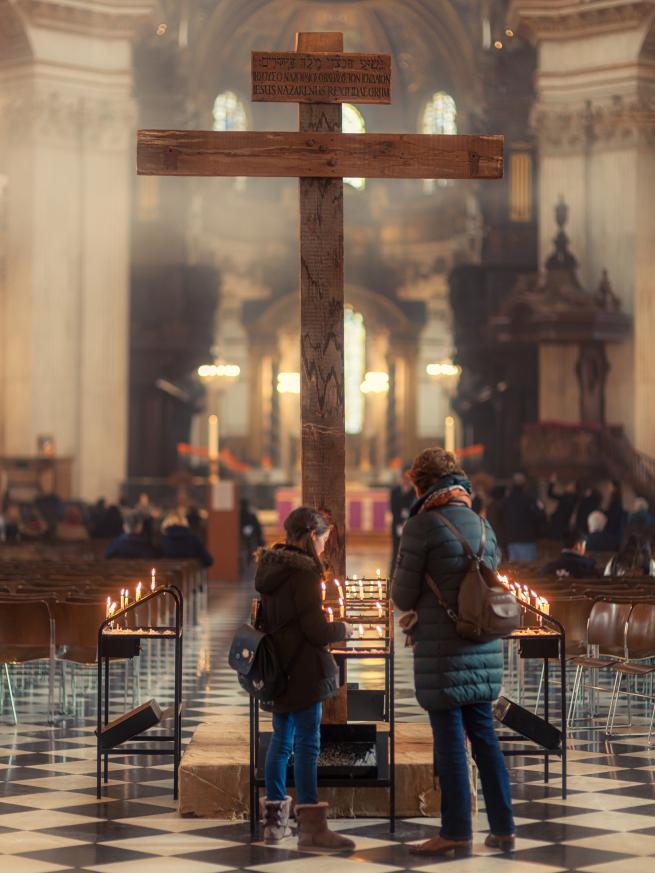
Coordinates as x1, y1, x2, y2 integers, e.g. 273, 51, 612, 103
106, 596, 111, 618
151, 568, 156, 590
541, 598, 550, 616
208, 414, 219, 461
359, 580, 364, 601
445, 415, 456, 453
339, 597, 345, 618
321, 581, 326, 602
327, 607, 334, 623
376, 624, 384, 638
376, 601, 383, 618
135, 582, 142, 602
358, 624, 364, 637
376, 568, 381, 578
377, 580, 383, 600
335, 579, 344, 601
530, 590, 538, 608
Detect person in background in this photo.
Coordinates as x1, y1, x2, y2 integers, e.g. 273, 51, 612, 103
105, 512, 156, 560
541, 531, 600, 578
159, 510, 213, 567
547, 475, 578, 540
56, 505, 89, 541
390, 464, 415, 572
585, 510, 616, 553
0, 501, 21, 543
600, 480, 625, 550
574, 482, 602, 534
91, 503, 124, 539
256, 507, 354, 851
500, 473, 545, 562
135, 492, 157, 540
629, 497, 655, 527
240, 498, 265, 567
392, 448, 514, 857
605, 535, 655, 577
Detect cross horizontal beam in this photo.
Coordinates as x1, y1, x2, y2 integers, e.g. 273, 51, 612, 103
137, 130, 503, 180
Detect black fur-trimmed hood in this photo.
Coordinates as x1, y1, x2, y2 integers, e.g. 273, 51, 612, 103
255, 544, 320, 594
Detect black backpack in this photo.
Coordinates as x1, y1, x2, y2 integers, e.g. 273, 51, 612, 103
228, 606, 304, 706
426, 510, 522, 643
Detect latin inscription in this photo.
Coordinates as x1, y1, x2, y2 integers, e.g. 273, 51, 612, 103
252, 51, 391, 104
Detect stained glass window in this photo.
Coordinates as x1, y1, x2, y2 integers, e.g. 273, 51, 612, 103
342, 103, 366, 191
421, 92, 457, 192
212, 90, 247, 131
344, 307, 366, 435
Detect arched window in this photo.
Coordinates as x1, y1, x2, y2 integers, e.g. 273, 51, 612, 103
212, 90, 247, 132
342, 103, 366, 191
421, 92, 457, 192
344, 307, 366, 434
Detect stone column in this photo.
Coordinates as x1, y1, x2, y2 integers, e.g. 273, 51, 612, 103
511, 0, 655, 451
0, 0, 153, 499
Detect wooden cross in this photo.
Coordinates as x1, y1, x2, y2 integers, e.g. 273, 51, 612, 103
137, 29, 502, 588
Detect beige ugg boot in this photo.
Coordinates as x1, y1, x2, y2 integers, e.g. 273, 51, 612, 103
295, 802, 355, 853
262, 797, 293, 842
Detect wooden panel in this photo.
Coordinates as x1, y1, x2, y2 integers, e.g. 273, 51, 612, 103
298, 31, 347, 725
137, 131, 504, 180
252, 50, 391, 104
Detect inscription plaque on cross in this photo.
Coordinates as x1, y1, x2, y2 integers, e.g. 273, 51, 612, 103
137, 31, 502, 719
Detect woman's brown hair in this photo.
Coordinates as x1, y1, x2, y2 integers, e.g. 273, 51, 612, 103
284, 506, 331, 567
409, 447, 464, 496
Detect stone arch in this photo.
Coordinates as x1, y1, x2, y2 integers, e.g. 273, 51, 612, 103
0, 0, 32, 67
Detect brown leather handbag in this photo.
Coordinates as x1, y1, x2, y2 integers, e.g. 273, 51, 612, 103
426, 511, 521, 643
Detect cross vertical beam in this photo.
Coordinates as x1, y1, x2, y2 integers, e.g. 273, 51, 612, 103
297, 31, 346, 723
297, 32, 346, 583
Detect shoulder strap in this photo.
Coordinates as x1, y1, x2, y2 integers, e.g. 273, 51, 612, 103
432, 509, 486, 560
425, 573, 459, 624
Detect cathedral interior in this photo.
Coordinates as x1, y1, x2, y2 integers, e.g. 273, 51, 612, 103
2, 3, 655, 873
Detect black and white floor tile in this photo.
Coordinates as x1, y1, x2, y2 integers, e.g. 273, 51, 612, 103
2, 550, 655, 872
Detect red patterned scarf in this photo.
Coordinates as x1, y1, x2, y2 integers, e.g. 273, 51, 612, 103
419, 485, 472, 513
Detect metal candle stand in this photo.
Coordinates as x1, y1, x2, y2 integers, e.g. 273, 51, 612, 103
96, 585, 184, 799
249, 575, 395, 833
499, 602, 567, 799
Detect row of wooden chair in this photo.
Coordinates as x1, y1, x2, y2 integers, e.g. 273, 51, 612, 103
567, 600, 655, 740
0, 555, 208, 723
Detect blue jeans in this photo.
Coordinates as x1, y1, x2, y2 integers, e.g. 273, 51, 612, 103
429, 703, 514, 841
265, 703, 322, 805
507, 542, 537, 561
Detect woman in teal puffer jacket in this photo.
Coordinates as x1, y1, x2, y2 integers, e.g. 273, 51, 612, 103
392, 448, 514, 857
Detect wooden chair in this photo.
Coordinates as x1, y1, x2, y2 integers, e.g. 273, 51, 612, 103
606, 603, 655, 740
567, 600, 633, 729
0, 599, 53, 723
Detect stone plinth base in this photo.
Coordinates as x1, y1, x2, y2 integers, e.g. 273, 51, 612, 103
179, 716, 474, 820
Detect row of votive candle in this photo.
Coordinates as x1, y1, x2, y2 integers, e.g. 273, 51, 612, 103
323, 609, 385, 638
105, 570, 158, 618
498, 574, 549, 614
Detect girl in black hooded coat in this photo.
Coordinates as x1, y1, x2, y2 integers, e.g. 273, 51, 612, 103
254, 506, 355, 852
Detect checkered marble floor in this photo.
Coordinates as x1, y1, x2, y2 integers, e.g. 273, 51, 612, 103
2, 558, 655, 873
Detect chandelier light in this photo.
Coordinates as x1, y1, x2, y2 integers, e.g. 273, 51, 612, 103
426, 360, 462, 379
360, 371, 389, 395
277, 372, 300, 394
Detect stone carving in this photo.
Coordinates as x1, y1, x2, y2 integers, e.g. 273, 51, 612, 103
512, 0, 655, 41
533, 94, 655, 153
0, 88, 135, 148
13, 0, 155, 39
491, 199, 632, 343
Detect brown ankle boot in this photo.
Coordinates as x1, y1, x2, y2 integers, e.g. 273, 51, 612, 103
410, 835, 472, 856
295, 802, 355, 853
262, 797, 293, 842
485, 833, 516, 851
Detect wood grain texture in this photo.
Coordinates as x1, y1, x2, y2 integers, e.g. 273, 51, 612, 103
137, 130, 503, 180
252, 50, 391, 104
298, 32, 347, 725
